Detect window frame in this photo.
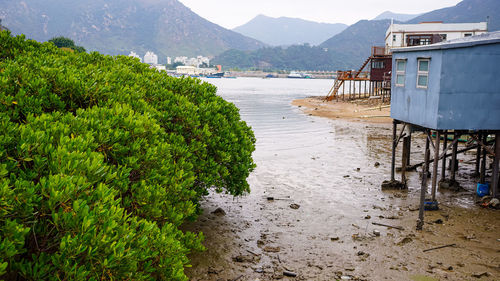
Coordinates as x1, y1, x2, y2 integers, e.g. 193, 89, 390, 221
416, 58, 430, 89
395, 59, 407, 87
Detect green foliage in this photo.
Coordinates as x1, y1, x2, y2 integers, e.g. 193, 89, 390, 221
48, 36, 86, 53
0, 30, 255, 280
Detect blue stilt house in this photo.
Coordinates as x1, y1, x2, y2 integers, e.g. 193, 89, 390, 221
386, 31, 500, 229
390, 31, 500, 130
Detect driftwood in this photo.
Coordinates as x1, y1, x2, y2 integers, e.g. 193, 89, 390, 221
423, 243, 456, 252
371, 222, 404, 230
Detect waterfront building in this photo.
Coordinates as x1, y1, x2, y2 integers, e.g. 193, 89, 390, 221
387, 31, 500, 228
144, 51, 158, 65
326, 21, 489, 102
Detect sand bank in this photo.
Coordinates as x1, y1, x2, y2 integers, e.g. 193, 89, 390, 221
292, 96, 392, 123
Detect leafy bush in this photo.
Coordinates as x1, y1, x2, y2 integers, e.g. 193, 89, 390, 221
0, 31, 255, 280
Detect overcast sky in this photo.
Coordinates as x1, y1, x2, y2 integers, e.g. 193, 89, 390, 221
178, 0, 462, 29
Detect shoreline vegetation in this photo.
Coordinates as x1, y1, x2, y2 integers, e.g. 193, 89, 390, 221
292, 96, 392, 123
0, 31, 256, 280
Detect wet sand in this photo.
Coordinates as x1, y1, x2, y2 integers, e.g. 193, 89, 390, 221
183, 79, 499, 281
292, 97, 392, 124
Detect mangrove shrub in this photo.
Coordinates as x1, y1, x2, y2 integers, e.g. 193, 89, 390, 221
0, 31, 255, 280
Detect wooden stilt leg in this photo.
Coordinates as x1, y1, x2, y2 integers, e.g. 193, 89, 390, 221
491, 133, 500, 198
480, 134, 487, 184
431, 131, 441, 202
475, 133, 482, 176
402, 136, 410, 185
407, 126, 412, 166
417, 130, 430, 230
451, 132, 459, 182
391, 121, 397, 181
441, 131, 448, 180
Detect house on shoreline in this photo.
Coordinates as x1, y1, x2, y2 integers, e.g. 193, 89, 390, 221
325, 21, 489, 102
387, 31, 500, 229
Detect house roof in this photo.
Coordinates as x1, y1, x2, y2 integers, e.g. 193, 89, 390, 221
386, 22, 488, 37
392, 31, 500, 53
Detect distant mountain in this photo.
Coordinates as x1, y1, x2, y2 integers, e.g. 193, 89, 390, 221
233, 15, 347, 46
373, 11, 421, 22
319, 19, 392, 68
213, 19, 391, 71
212, 44, 351, 71
407, 0, 500, 31
0, 0, 265, 59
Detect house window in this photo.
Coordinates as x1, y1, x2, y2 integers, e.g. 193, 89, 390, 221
393, 35, 397, 42
417, 59, 430, 88
464, 33, 472, 37
372, 60, 385, 69
395, 59, 406, 87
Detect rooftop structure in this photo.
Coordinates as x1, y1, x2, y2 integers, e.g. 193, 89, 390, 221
386, 21, 488, 51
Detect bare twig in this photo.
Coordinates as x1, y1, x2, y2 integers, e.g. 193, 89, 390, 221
423, 243, 456, 252
372, 222, 404, 230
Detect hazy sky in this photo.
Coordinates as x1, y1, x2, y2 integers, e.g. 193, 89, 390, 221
178, 0, 462, 29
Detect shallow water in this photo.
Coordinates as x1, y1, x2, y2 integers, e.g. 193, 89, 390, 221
184, 77, 500, 281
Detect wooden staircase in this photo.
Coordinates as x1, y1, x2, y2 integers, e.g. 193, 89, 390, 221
325, 57, 371, 101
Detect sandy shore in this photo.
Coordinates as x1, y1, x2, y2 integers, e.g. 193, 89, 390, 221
292, 96, 392, 123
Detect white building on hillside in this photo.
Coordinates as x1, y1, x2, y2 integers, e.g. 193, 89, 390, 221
128, 51, 142, 62
385, 21, 488, 51
144, 51, 158, 65
167, 56, 172, 65
174, 56, 188, 65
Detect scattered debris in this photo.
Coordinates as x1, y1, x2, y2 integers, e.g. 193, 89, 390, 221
212, 207, 226, 216
471, 272, 490, 278
364, 215, 371, 219
373, 230, 381, 236
433, 219, 443, 224
381, 180, 406, 190
424, 200, 439, 211
397, 237, 413, 246
423, 244, 456, 252
263, 246, 280, 253
464, 233, 476, 240
439, 179, 460, 191
374, 162, 380, 167
330, 237, 340, 241
283, 271, 298, 277
372, 222, 404, 230
290, 203, 300, 209
232, 254, 258, 263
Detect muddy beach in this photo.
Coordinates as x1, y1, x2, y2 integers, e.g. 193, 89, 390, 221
183, 78, 499, 281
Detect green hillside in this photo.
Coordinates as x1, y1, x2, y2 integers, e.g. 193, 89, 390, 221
0, 0, 265, 58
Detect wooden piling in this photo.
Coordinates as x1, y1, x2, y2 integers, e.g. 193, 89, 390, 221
391, 121, 397, 181
417, 130, 430, 231
480, 134, 487, 184
475, 133, 482, 176
451, 132, 459, 181
431, 131, 441, 201
441, 131, 448, 179
407, 127, 412, 166
491, 133, 500, 198
402, 136, 410, 185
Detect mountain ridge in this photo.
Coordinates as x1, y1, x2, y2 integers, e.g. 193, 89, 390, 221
0, 0, 265, 59
233, 14, 347, 46
373, 11, 421, 22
